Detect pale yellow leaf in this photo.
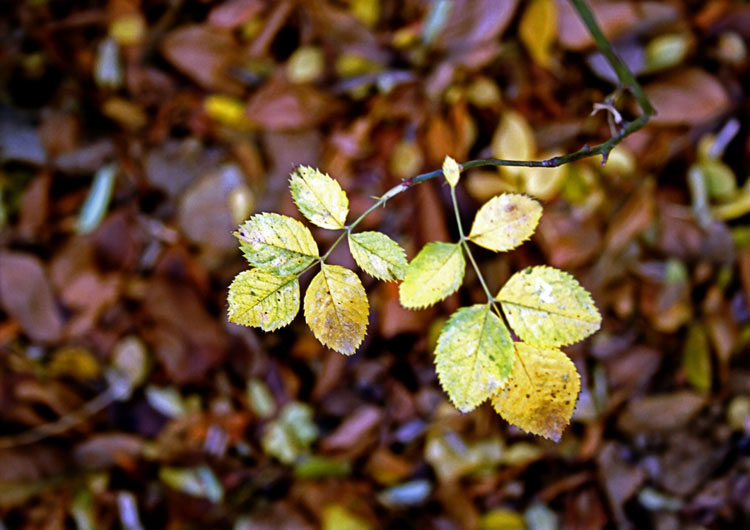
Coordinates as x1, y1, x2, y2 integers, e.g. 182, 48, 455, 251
289, 165, 349, 229
435, 305, 514, 412
491, 110, 536, 177
399, 242, 465, 309
227, 269, 300, 331
491, 342, 580, 441
442, 155, 461, 187
304, 264, 369, 355
519, 0, 558, 69
468, 194, 542, 252
348, 231, 408, 282
236, 213, 319, 275
497, 266, 601, 347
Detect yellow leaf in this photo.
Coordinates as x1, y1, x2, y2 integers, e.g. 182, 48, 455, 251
435, 305, 514, 412
399, 242, 465, 309
304, 264, 369, 355
468, 194, 542, 252
348, 231, 408, 282
227, 269, 300, 331
442, 155, 461, 187
322, 504, 372, 530
491, 342, 580, 441
236, 213, 319, 275
497, 266, 601, 347
289, 166, 349, 229
519, 0, 557, 69
491, 110, 535, 177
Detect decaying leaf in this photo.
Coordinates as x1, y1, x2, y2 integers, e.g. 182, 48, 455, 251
434, 304, 514, 412
491, 342, 580, 441
348, 231, 408, 282
497, 266, 601, 347
236, 213, 319, 275
304, 264, 369, 355
289, 165, 349, 229
468, 194, 542, 252
399, 242, 465, 309
227, 269, 300, 331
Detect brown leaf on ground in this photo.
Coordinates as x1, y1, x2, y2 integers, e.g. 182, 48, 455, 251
0, 252, 63, 344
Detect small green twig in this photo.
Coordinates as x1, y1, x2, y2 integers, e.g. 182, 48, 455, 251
450, 186, 494, 302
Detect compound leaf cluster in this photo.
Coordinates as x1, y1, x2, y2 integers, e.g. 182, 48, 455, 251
228, 160, 602, 441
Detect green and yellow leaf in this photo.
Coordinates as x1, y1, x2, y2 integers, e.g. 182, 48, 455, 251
348, 231, 408, 282
435, 305, 514, 412
304, 264, 369, 355
468, 194, 542, 252
289, 165, 349, 229
497, 266, 601, 347
227, 269, 300, 331
442, 155, 461, 187
399, 242, 465, 309
236, 212, 319, 275
491, 342, 580, 441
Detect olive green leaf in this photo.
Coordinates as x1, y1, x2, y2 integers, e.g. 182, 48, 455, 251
289, 165, 349, 229
497, 266, 601, 347
442, 155, 461, 187
399, 242, 465, 309
236, 212, 319, 275
227, 269, 299, 331
435, 305, 514, 412
468, 194, 542, 252
491, 342, 580, 442
348, 231, 408, 282
304, 264, 369, 355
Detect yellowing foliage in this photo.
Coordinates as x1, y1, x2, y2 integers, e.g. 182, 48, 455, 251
399, 242, 465, 309
348, 231, 408, 282
304, 264, 369, 355
227, 269, 299, 331
491, 342, 580, 441
434, 305, 513, 412
468, 194, 542, 252
497, 266, 601, 347
236, 213, 319, 275
289, 166, 349, 229
228, 162, 602, 441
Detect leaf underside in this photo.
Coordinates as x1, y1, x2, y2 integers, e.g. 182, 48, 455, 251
497, 265, 601, 347
289, 165, 349, 229
227, 269, 300, 331
468, 193, 542, 253
435, 305, 514, 412
491, 342, 580, 441
399, 241, 465, 309
348, 231, 408, 282
304, 264, 369, 355
236, 212, 319, 275
443, 155, 460, 187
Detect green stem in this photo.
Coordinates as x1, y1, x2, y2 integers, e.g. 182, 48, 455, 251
451, 186, 494, 302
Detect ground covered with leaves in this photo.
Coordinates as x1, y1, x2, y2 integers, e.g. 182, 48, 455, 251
1, 1, 750, 529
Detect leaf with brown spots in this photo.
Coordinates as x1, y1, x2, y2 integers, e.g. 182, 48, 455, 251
491, 342, 580, 441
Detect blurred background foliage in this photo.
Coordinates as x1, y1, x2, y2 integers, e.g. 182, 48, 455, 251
1, 0, 750, 528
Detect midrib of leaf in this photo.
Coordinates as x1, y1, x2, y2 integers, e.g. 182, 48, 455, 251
497, 297, 600, 323
232, 274, 298, 321
352, 236, 403, 269
320, 267, 345, 330
263, 221, 316, 259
